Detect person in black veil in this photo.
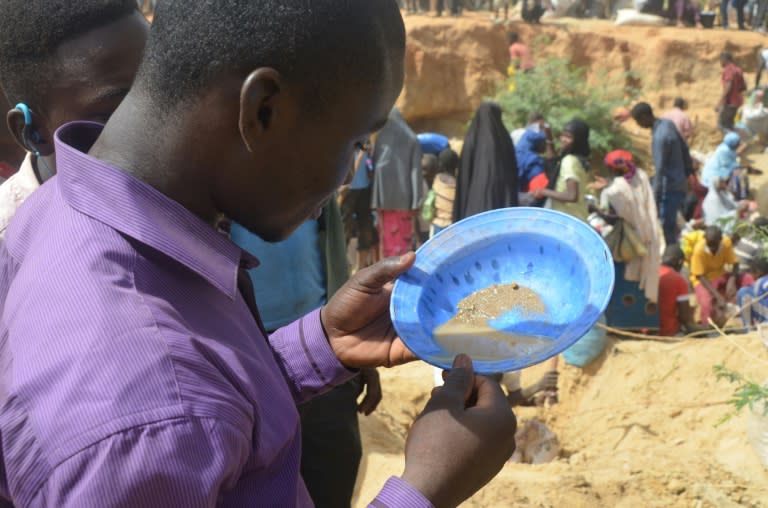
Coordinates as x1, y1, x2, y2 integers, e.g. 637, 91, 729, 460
453, 102, 518, 222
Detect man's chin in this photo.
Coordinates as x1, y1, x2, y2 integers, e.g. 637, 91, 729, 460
254, 218, 310, 243
234, 208, 321, 243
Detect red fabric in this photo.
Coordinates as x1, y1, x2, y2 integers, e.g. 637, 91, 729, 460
722, 63, 745, 107
658, 265, 690, 336
0, 161, 17, 179
694, 273, 754, 324
509, 43, 534, 71
604, 149, 633, 169
378, 210, 414, 257
528, 172, 548, 191
688, 174, 708, 220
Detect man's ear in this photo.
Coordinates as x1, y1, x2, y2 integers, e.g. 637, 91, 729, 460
7, 108, 28, 152
6, 107, 54, 156
239, 68, 282, 153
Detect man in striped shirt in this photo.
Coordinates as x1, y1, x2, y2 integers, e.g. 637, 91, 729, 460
0, 1, 517, 507
737, 257, 768, 326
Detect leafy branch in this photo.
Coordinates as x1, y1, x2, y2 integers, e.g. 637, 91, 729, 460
493, 56, 641, 160
717, 216, 768, 257
714, 364, 768, 424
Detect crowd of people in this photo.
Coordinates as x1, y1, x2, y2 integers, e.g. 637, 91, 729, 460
0, 2, 767, 508
398, 0, 768, 30
339, 41, 768, 347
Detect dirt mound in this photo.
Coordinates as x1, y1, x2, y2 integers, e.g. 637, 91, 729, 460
400, 15, 509, 135
400, 15, 766, 150
352, 334, 768, 507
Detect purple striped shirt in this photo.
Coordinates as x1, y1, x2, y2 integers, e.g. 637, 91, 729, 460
0, 122, 432, 508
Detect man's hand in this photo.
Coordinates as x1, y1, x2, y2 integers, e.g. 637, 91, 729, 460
321, 253, 417, 368
401, 355, 517, 508
357, 367, 382, 416
588, 176, 609, 191
532, 188, 547, 200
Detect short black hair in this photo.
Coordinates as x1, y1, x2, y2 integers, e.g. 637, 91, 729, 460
0, 0, 138, 107
673, 97, 686, 109
751, 257, 768, 276
662, 244, 684, 266
527, 111, 545, 124
508, 32, 519, 44
705, 225, 723, 242
721, 52, 734, 62
438, 148, 459, 176
136, 0, 405, 113
422, 153, 439, 171
631, 102, 654, 119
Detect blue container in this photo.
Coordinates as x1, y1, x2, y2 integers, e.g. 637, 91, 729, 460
563, 315, 607, 368
417, 132, 450, 155
390, 208, 615, 374
605, 262, 659, 331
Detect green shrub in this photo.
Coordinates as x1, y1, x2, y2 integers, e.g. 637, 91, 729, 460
714, 364, 768, 424
493, 56, 640, 161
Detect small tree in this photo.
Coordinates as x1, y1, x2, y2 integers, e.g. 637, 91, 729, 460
494, 55, 640, 161
715, 364, 768, 424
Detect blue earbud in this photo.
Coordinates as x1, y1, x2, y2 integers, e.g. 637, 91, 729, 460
15, 101, 55, 180
14, 102, 41, 146
15, 102, 32, 125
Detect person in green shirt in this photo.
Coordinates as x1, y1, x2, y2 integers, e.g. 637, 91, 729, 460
533, 119, 591, 222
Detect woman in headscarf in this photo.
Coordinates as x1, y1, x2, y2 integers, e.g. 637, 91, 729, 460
515, 128, 549, 193
593, 150, 662, 302
701, 132, 750, 200
532, 119, 591, 222
453, 102, 518, 222
701, 132, 741, 188
371, 108, 424, 258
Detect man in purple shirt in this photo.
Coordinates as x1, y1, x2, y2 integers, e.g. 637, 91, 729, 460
0, 1, 517, 507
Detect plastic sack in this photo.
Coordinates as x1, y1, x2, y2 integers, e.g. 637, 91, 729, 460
510, 418, 560, 464
615, 8, 667, 25
563, 315, 607, 368
543, 0, 579, 18
747, 401, 768, 467
742, 103, 768, 136
604, 219, 648, 263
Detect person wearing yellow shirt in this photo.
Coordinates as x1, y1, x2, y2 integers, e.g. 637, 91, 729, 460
690, 226, 754, 327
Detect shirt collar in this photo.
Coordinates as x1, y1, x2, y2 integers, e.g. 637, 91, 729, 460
54, 121, 245, 299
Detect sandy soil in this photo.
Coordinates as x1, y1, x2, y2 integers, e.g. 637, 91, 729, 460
352, 335, 768, 507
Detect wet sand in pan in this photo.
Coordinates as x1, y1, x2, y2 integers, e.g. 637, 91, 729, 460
433, 283, 550, 361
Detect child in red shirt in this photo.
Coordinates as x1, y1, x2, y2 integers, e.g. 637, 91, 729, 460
659, 245, 706, 336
